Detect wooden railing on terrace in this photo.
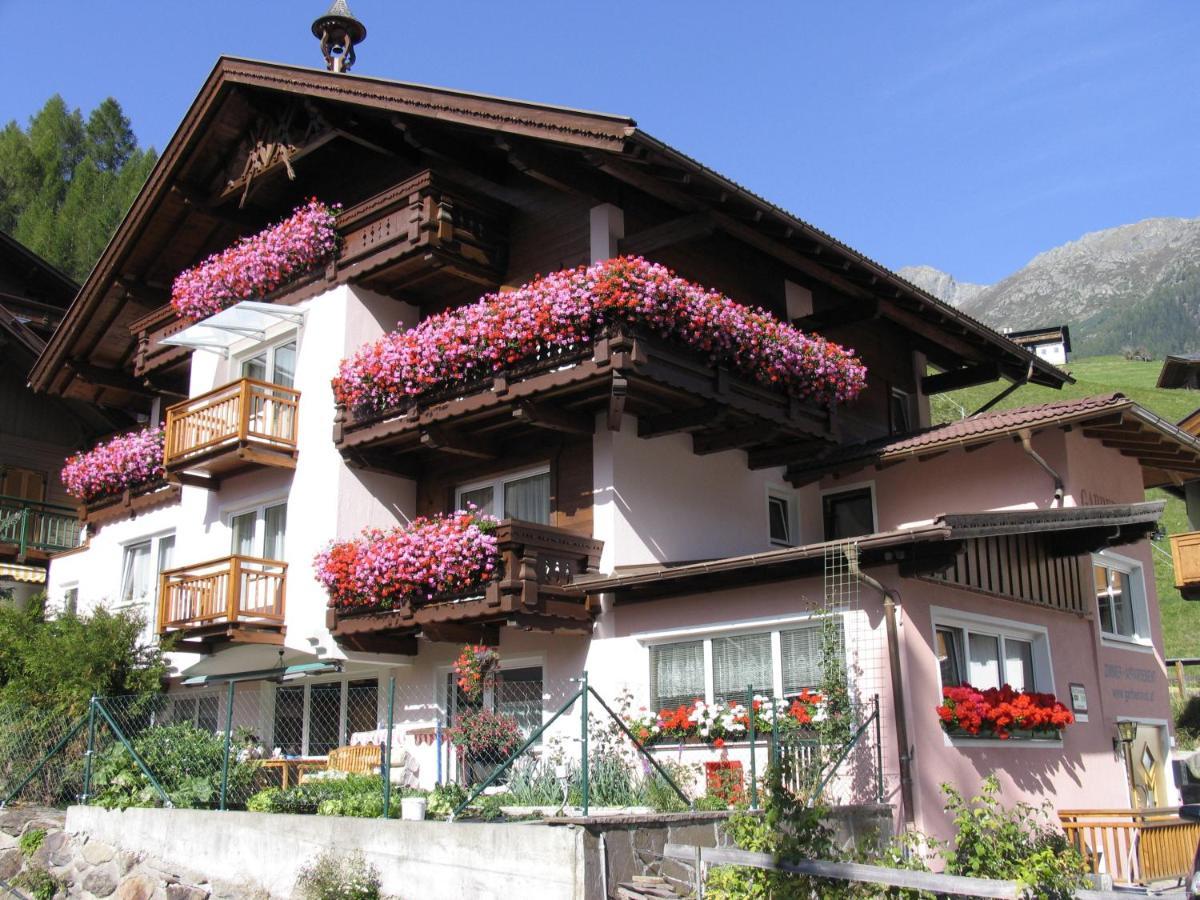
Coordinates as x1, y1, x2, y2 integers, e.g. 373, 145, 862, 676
1059, 808, 1200, 885
164, 378, 299, 470
158, 554, 286, 638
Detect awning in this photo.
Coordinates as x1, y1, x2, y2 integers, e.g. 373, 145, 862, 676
0, 563, 47, 584
161, 301, 305, 357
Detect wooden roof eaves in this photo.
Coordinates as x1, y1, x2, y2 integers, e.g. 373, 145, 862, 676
624, 129, 1072, 390
0, 231, 79, 305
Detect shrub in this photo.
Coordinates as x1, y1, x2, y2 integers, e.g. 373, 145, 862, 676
18, 828, 46, 856
295, 850, 381, 900
90, 722, 258, 809
13, 866, 59, 900
1174, 694, 1200, 751
426, 782, 468, 818
506, 756, 567, 806
245, 775, 406, 817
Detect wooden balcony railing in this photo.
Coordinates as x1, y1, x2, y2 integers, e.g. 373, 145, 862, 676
1059, 808, 1200, 885
164, 378, 299, 483
158, 554, 286, 649
329, 520, 603, 653
1170, 531, 1200, 595
0, 496, 82, 559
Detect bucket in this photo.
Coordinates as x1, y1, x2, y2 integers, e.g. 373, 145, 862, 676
401, 796, 427, 821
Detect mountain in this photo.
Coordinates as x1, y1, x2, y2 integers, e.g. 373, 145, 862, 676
905, 217, 1200, 357
896, 265, 987, 308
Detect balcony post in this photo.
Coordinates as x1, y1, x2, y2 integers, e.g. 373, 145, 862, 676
237, 379, 251, 443
157, 572, 169, 635
228, 556, 241, 624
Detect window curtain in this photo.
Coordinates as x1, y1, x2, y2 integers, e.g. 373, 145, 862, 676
121, 543, 151, 604
504, 472, 551, 524
650, 641, 705, 710
273, 341, 297, 388
967, 633, 1001, 689
264, 504, 287, 560
713, 633, 773, 702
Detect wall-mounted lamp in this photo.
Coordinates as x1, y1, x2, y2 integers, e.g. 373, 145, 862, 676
1114, 720, 1138, 754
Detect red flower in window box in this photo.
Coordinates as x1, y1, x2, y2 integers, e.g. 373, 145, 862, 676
936, 684, 1074, 739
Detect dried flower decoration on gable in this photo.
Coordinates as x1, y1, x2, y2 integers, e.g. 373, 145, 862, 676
333, 256, 868, 418
61, 427, 166, 503
171, 199, 340, 320
313, 510, 500, 611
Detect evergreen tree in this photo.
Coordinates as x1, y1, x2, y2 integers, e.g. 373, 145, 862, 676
0, 94, 156, 281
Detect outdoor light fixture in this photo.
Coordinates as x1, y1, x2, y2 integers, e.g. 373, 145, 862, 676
1114, 720, 1138, 753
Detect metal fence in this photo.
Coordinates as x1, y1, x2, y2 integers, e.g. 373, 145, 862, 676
0, 675, 882, 823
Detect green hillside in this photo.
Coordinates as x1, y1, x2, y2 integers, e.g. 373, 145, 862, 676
931, 355, 1200, 658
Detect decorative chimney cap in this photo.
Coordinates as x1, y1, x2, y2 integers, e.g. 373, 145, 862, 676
312, 0, 367, 73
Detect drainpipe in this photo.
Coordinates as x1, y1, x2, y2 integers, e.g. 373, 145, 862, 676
1018, 428, 1064, 507
853, 569, 916, 828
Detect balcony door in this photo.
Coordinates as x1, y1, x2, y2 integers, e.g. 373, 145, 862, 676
231, 501, 287, 561
241, 339, 297, 388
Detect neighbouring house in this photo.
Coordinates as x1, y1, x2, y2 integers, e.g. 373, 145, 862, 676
31, 35, 1197, 842
0, 231, 104, 606
1157, 353, 1200, 390
1004, 325, 1072, 367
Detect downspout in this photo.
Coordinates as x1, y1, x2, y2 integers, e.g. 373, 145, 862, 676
853, 568, 916, 828
1018, 428, 1064, 507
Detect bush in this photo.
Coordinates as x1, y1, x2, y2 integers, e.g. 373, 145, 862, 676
245, 774, 419, 817
18, 827, 46, 856
426, 782, 468, 818
296, 850, 380, 900
1174, 694, 1200, 751
90, 722, 258, 809
13, 866, 60, 900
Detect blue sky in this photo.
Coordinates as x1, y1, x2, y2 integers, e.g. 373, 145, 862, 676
2, 1, 1197, 284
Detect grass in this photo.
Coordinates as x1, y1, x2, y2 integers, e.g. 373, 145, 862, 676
931, 355, 1200, 658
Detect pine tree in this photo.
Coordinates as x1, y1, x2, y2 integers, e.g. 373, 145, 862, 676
0, 94, 156, 282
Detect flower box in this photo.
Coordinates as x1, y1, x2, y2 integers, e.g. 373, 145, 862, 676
936, 684, 1074, 741
62, 427, 167, 506
627, 692, 822, 748
332, 256, 867, 420
170, 199, 339, 319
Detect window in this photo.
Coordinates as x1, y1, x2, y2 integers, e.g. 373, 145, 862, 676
171, 694, 221, 734
822, 486, 875, 541
119, 532, 175, 608
455, 466, 551, 525
444, 665, 545, 738
648, 619, 842, 711
767, 489, 796, 547
271, 677, 379, 757
890, 389, 913, 434
63, 585, 79, 616
1093, 554, 1148, 643
1, 466, 46, 502
933, 613, 1049, 693
241, 338, 297, 388
230, 501, 287, 560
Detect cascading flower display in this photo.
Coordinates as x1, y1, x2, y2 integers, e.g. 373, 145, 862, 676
454, 644, 500, 702
61, 427, 166, 503
936, 684, 1075, 739
627, 690, 823, 747
332, 256, 868, 418
170, 199, 340, 319
314, 510, 500, 610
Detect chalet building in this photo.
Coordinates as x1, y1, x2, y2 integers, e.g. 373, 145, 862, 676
1004, 325, 1072, 367
0, 232, 107, 605
32, 27, 1200, 839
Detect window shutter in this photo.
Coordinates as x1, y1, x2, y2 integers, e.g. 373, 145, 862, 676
650, 641, 705, 711
712, 633, 773, 702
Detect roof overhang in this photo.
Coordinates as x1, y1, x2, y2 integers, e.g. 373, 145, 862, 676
162, 301, 306, 357
572, 501, 1165, 602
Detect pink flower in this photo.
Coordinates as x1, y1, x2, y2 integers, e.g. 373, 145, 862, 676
61, 427, 165, 503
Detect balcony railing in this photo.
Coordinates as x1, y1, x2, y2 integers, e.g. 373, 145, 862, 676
329, 520, 603, 652
1059, 808, 1200, 885
164, 378, 299, 483
0, 496, 82, 558
158, 554, 286, 649
1170, 531, 1200, 596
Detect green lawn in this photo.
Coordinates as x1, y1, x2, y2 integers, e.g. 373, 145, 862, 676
931, 355, 1200, 658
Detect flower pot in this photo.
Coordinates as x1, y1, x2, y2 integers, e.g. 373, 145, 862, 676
401, 796, 427, 821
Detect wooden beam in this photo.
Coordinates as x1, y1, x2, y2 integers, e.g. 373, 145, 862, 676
420, 623, 499, 645
792, 299, 881, 334
746, 440, 832, 470
693, 427, 776, 456
419, 427, 496, 459
607, 374, 628, 431
342, 633, 419, 655
619, 212, 715, 256
921, 363, 1002, 396
512, 401, 594, 436
68, 360, 160, 397
637, 404, 726, 439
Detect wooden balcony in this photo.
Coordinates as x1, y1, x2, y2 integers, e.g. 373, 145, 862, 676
1059, 808, 1200, 885
0, 496, 82, 562
328, 520, 604, 654
164, 378, 299, 487
335, 329, 839, 476
158, 554, 286, 651
1171, 530, 1200, 599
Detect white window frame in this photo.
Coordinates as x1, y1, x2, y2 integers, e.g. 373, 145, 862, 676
170, 690, 224, 733
1092, 550, 1152, 649
819, 481, 878, 541
225, 498, 288, 560
233, 331, 299, 386
766, 484, 798, 548
640, 613, 847, 709
117, 530, 175, 611
270, 674, 381, 758
890, 387, 914, 434
931, 606, 1054, 695
454, 464, 551, 520
61, 582, 79, 616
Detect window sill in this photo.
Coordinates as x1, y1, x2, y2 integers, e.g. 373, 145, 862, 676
943, 732, 1063, 750
1100, 635, 1155, 653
